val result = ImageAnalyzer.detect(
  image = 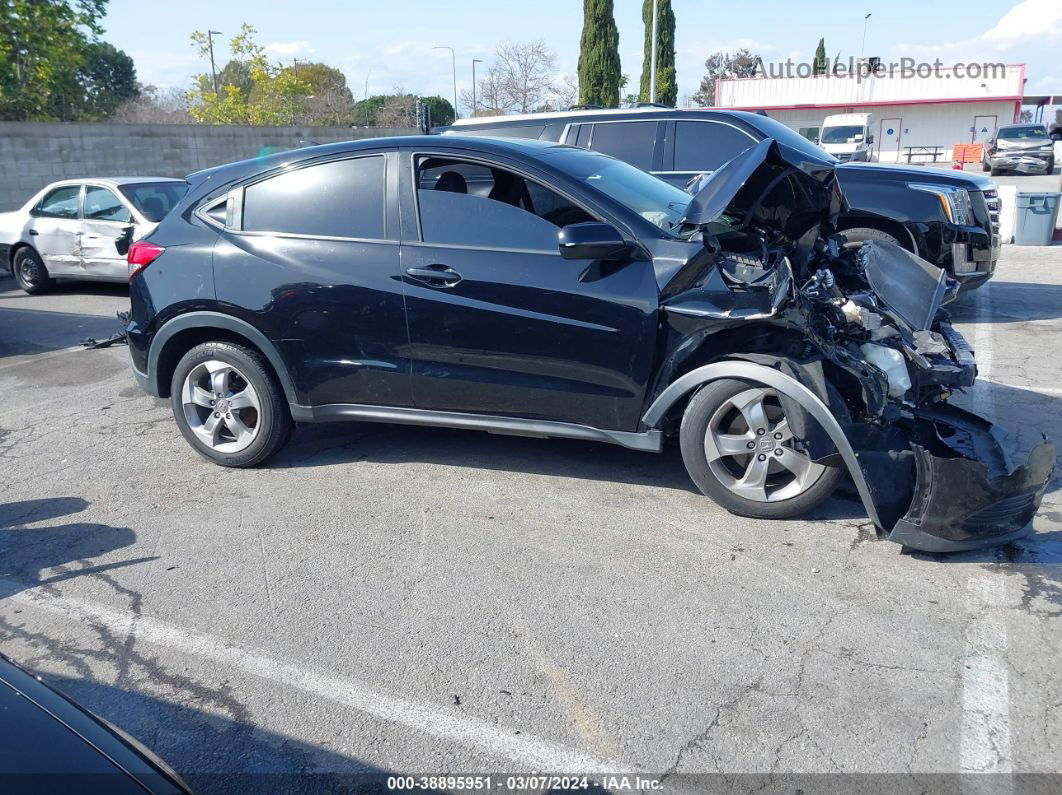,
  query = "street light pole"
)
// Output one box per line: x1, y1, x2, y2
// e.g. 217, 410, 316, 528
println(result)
860, 13, 872, 61
649, 0, 659, 104
207, 30, 222, 96
433, 46, 458, 120
472, 58, 483, 117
